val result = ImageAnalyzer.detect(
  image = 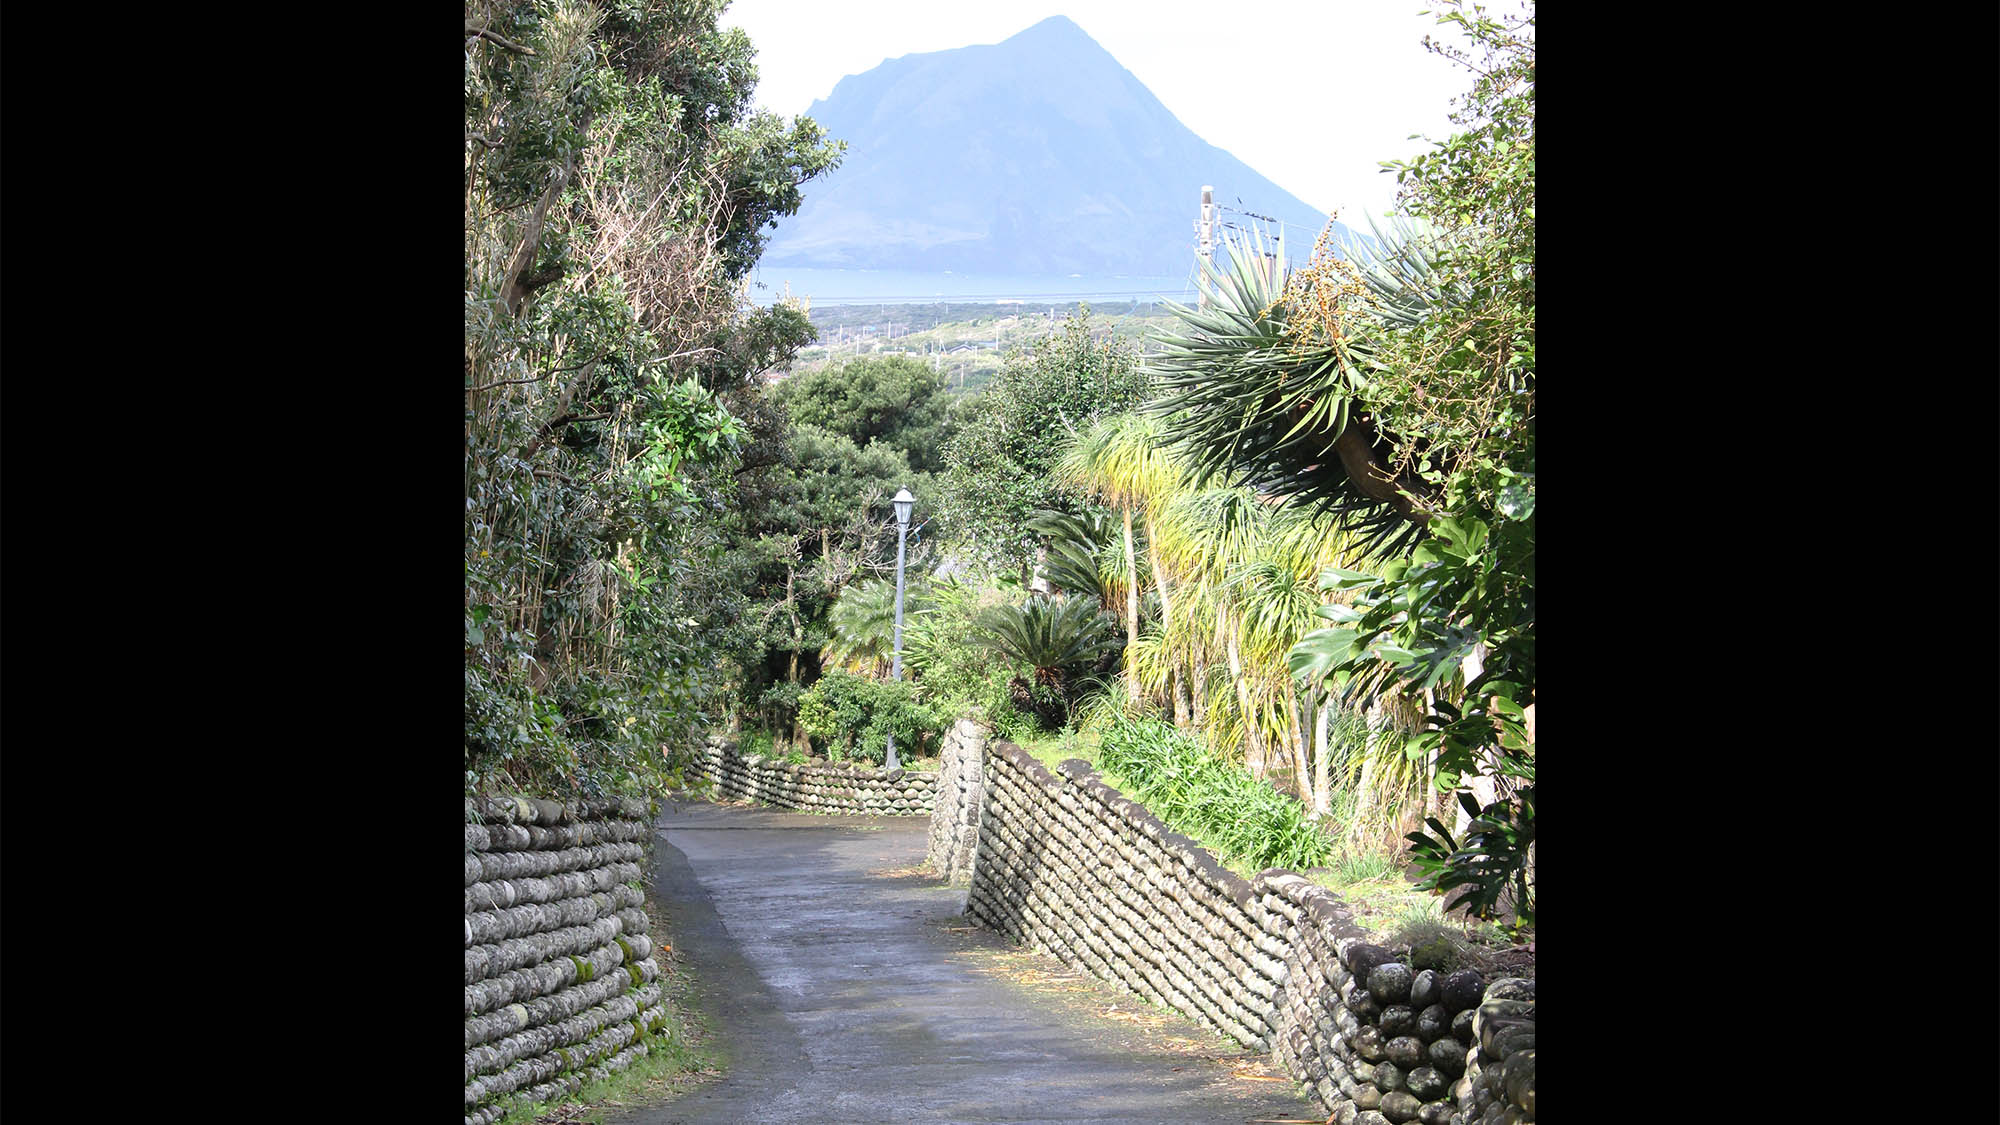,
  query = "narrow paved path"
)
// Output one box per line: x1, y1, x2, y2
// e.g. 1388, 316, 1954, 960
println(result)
610, 799, 1320, 1125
